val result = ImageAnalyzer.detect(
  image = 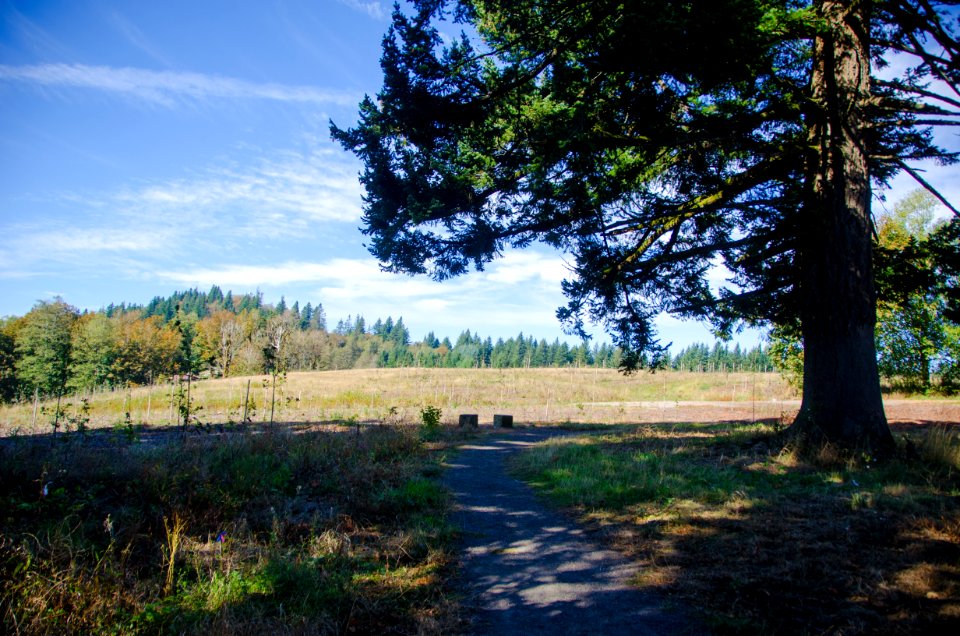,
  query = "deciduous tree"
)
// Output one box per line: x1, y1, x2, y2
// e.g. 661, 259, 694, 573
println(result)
0, 319, 18, 402
875, 190, 960, 391
14, 299, 78, 398
196, 309, 252, 377
112, 312, 181, 386
68, 312, 116, 391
